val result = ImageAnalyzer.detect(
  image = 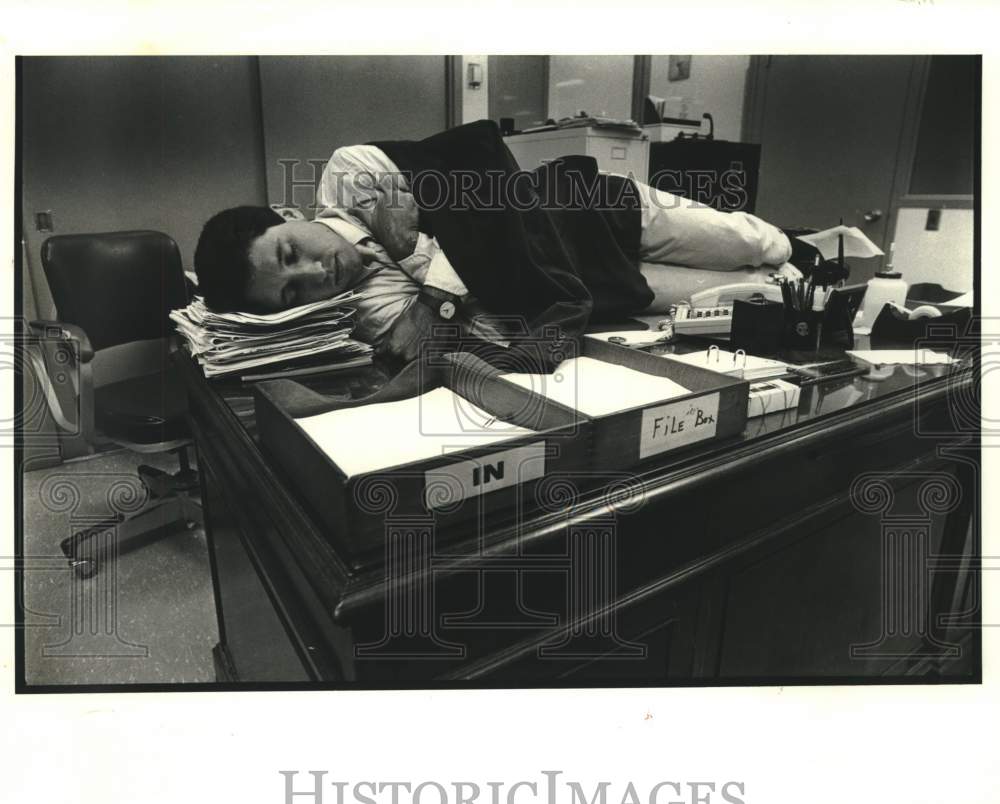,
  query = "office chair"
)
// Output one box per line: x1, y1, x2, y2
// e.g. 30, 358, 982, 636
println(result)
28, 230, 202, 578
